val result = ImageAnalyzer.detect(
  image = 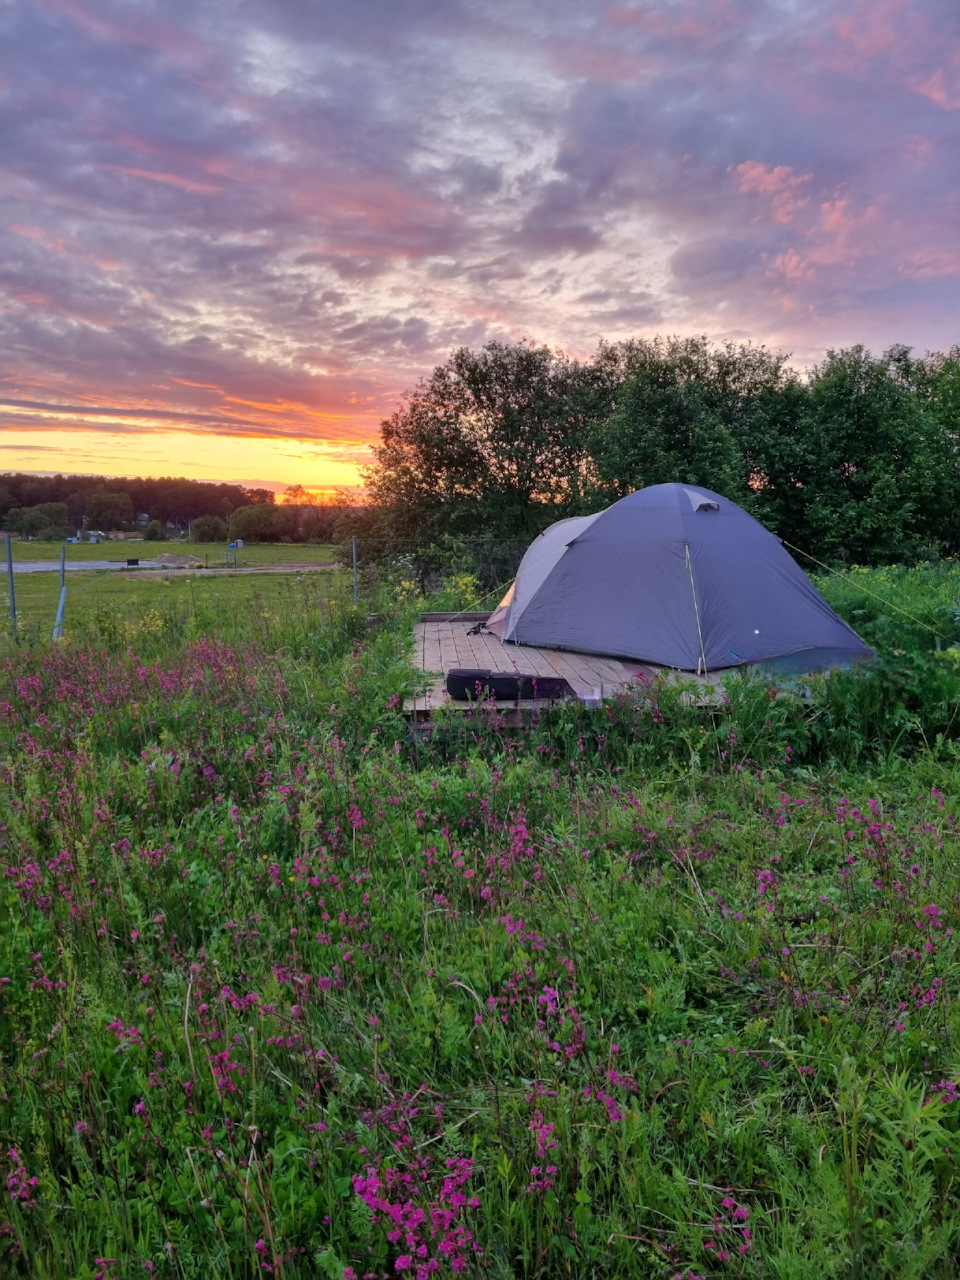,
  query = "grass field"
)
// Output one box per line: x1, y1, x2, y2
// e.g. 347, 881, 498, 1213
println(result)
0, 543, 345, 655
6, 539, 337, 566
3, 562, 960, 1279
1, 567, 352, 656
